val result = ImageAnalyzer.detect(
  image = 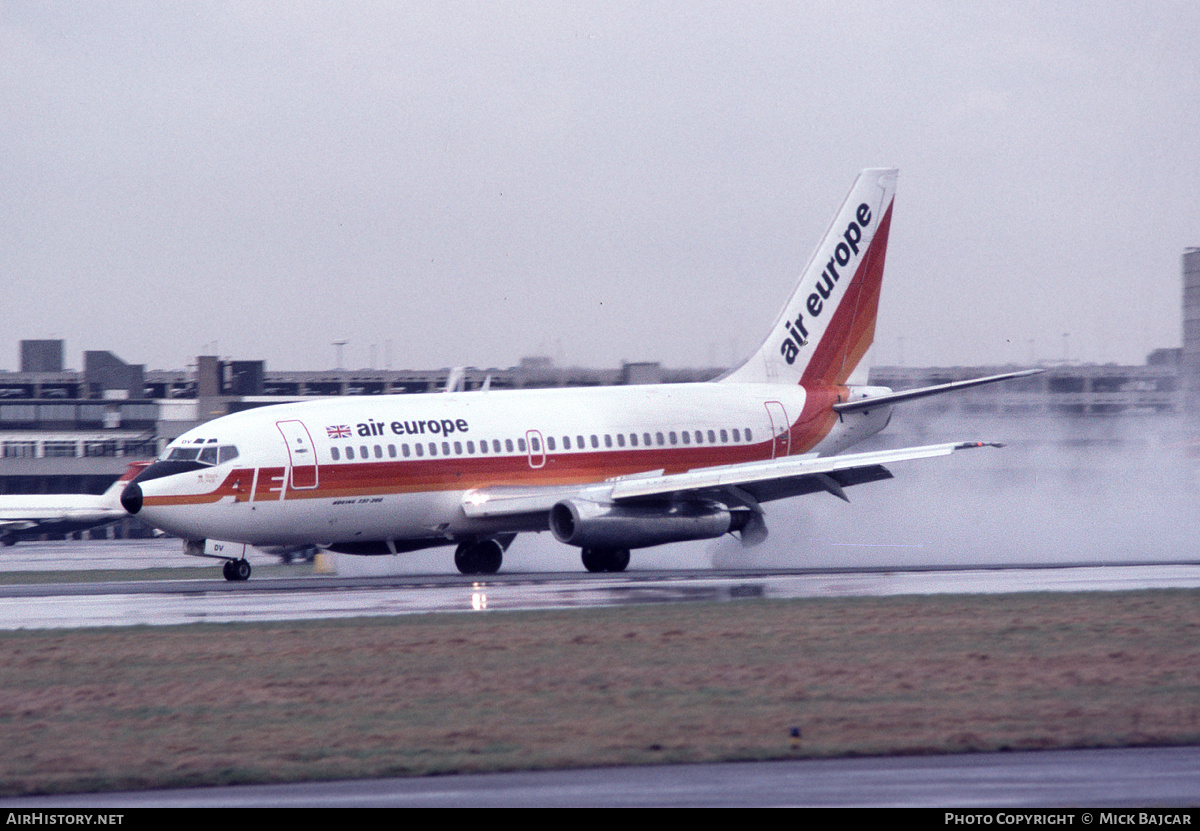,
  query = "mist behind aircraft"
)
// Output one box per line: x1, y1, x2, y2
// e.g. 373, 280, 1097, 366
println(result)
465, 412, 1196, 572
